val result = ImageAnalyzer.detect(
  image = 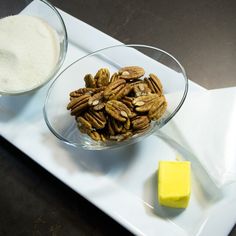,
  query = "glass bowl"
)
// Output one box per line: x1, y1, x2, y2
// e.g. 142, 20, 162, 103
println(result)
0, 0, 68, 95
44, 44, 188, 150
